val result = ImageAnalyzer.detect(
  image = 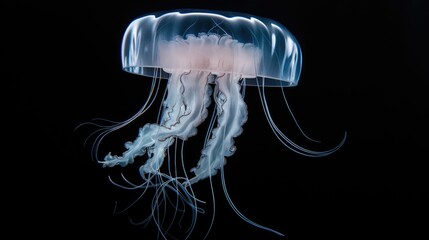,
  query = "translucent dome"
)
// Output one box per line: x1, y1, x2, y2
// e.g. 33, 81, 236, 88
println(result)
121, 10, 302, 87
